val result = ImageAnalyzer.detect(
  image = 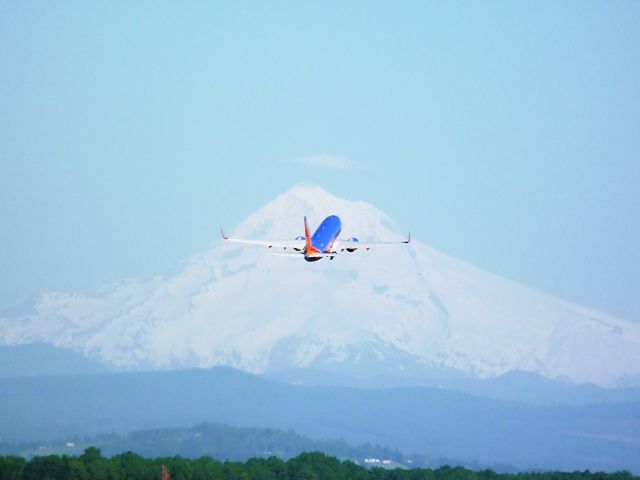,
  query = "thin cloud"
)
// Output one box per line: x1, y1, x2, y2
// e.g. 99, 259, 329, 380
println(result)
294, 154, 363, 170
